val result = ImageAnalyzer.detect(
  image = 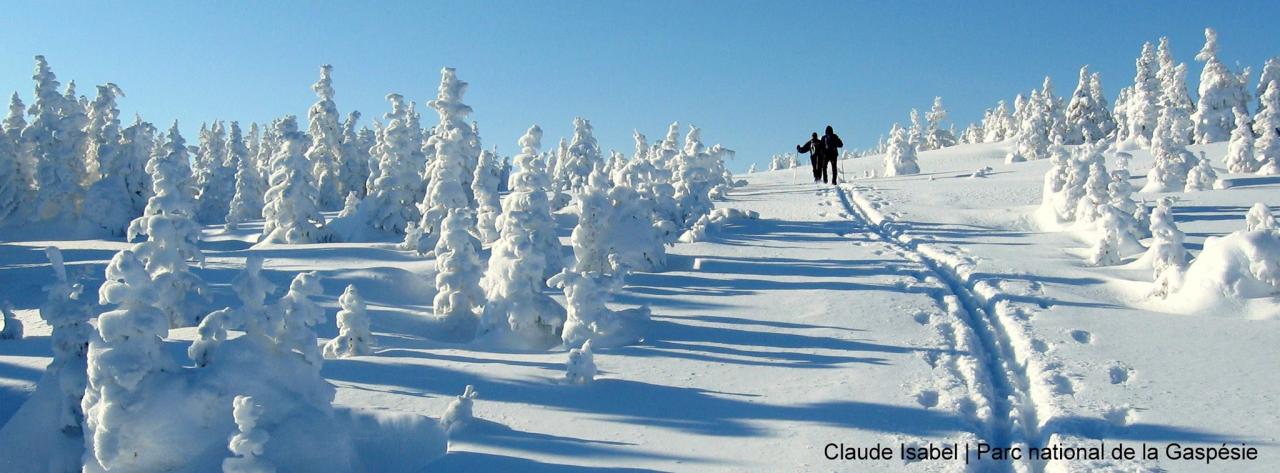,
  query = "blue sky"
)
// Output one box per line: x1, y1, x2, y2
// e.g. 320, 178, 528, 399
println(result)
1, 1, 1278, 171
